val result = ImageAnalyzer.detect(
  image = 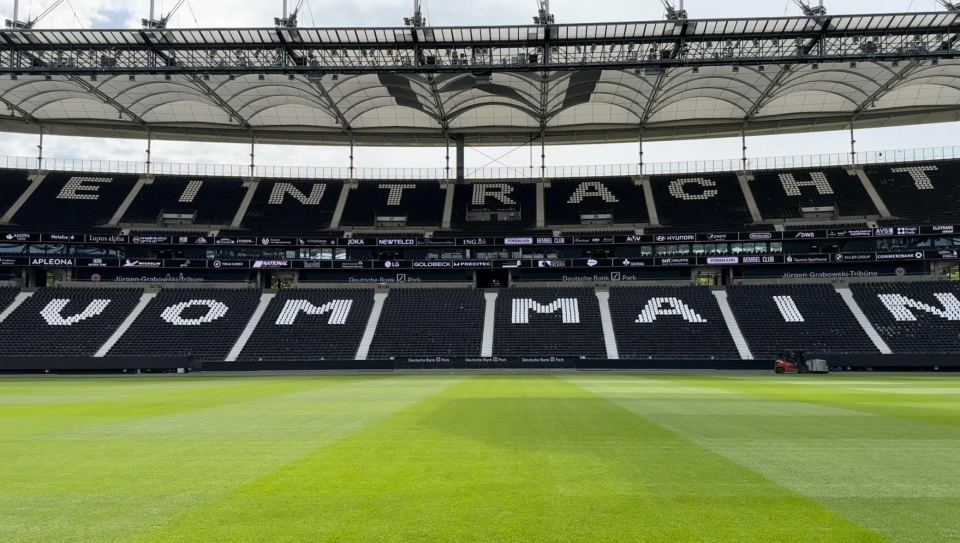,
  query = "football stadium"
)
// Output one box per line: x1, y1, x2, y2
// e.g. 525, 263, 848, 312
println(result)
1, 0, 960, 540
